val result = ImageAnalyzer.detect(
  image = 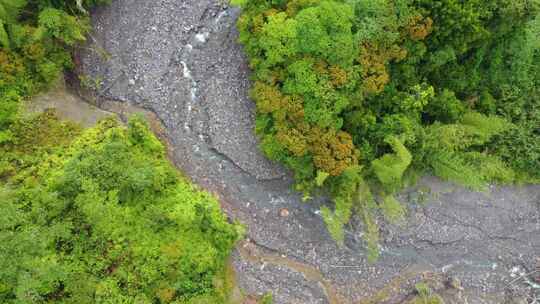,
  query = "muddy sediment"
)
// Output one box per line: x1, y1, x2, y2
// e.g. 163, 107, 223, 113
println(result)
75, 1, 540, 303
